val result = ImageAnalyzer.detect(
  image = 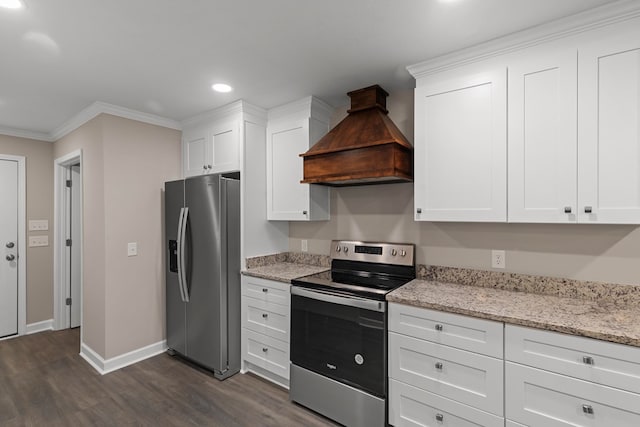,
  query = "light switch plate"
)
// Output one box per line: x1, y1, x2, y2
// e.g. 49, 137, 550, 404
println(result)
29, 235, 49, 247
127, 242, 137, 257
29, 219, 49, 231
